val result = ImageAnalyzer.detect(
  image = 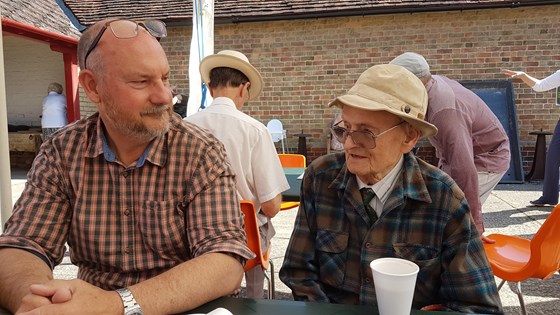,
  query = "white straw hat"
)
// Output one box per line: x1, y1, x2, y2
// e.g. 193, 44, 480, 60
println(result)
199, 50, 264, 100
